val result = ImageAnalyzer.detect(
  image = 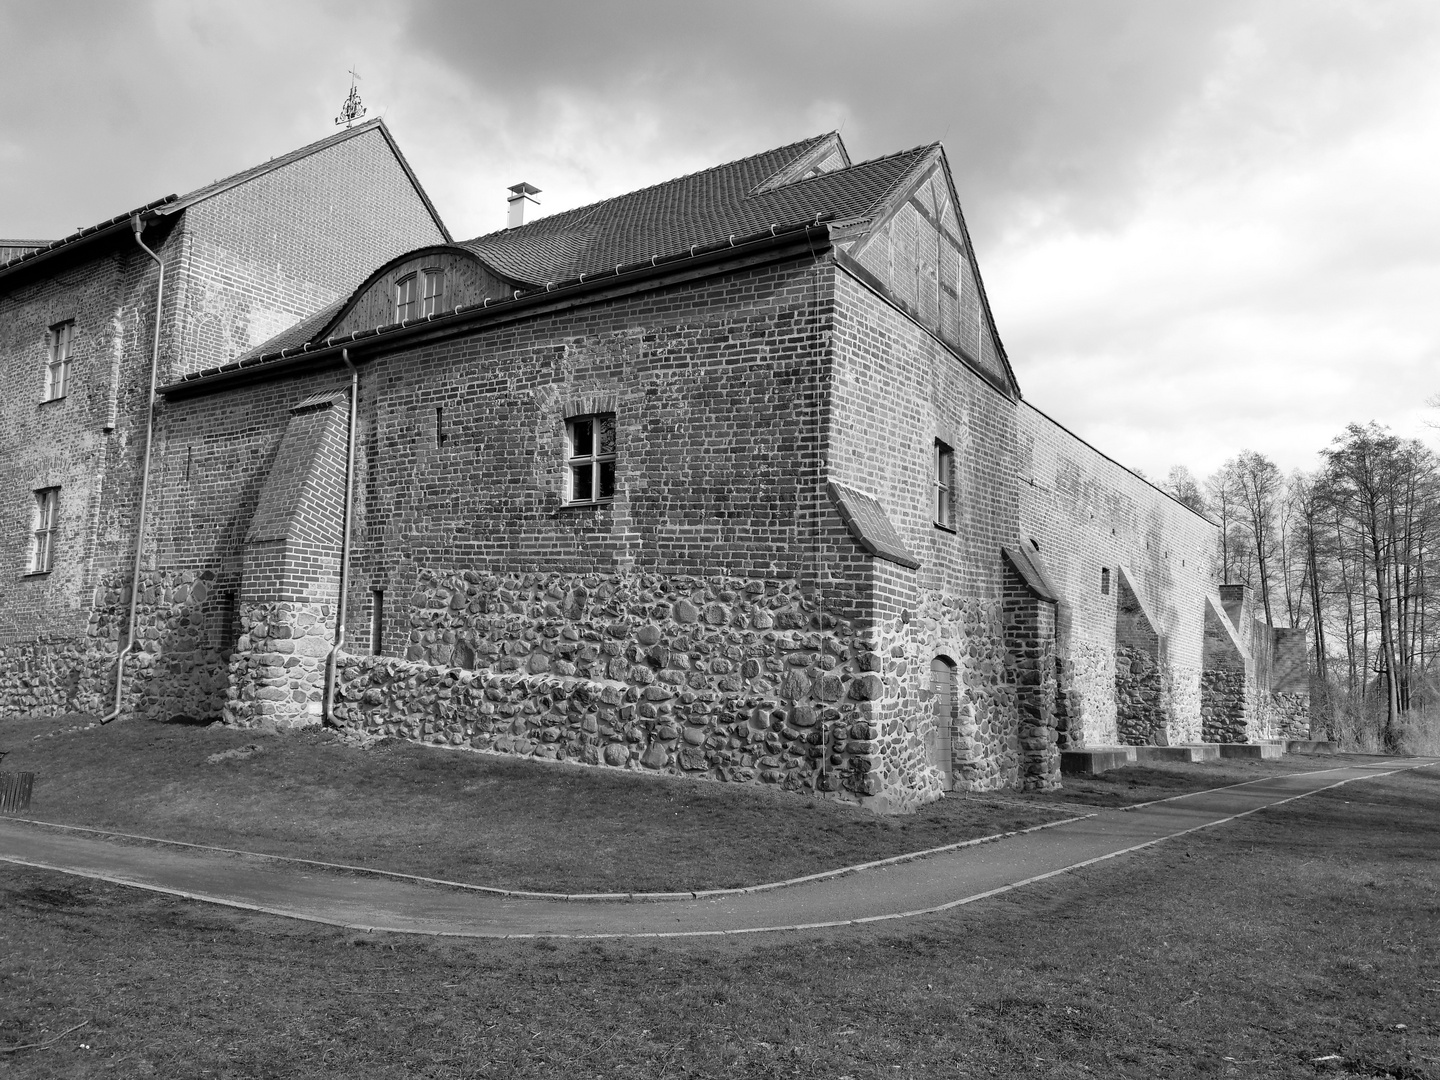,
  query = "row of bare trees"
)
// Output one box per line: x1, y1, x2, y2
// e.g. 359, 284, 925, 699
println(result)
1164, 424, 1440, 750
